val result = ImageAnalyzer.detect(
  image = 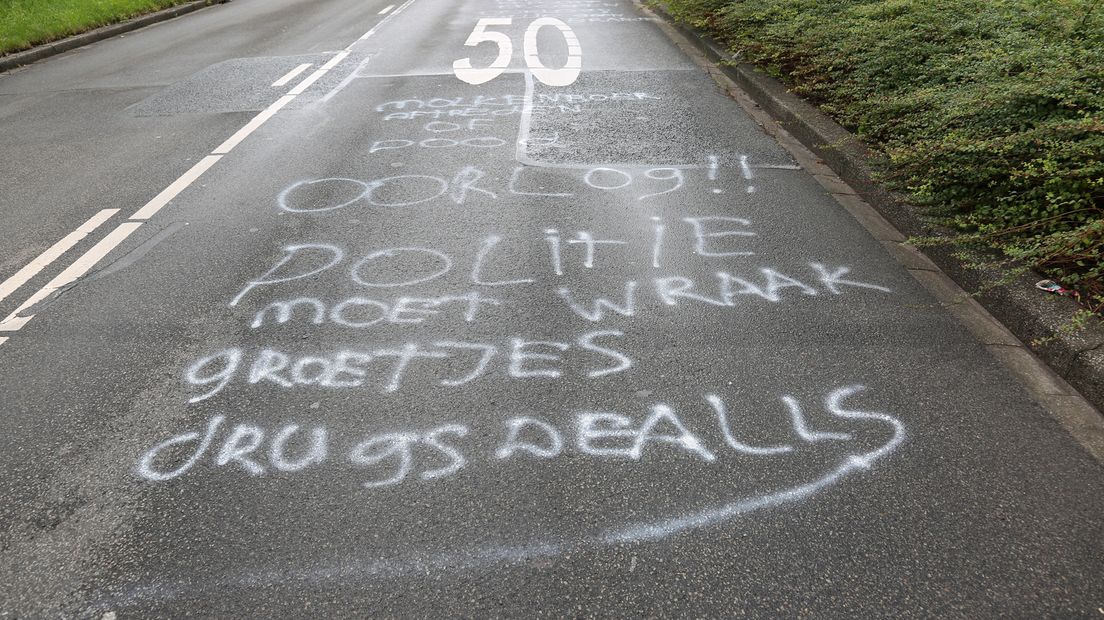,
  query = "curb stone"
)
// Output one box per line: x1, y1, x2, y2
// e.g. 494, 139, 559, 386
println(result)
0, 0, 231, 73
640, 1, 1104, 453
